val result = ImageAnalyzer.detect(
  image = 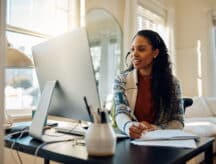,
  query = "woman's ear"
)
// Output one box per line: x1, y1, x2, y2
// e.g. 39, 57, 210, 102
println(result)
153, 49, 159, 58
